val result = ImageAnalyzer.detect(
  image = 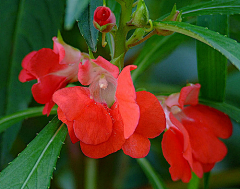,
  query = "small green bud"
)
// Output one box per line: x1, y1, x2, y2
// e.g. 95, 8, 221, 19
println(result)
129, 0, 149, 27
155, 4, 182, 36
126, 28, 145, 47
